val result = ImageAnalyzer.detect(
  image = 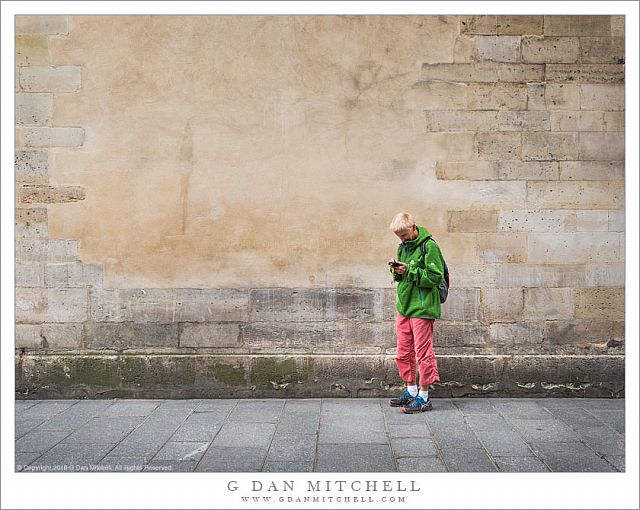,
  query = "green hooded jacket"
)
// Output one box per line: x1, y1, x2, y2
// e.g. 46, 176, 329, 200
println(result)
391, 225, 445, 319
